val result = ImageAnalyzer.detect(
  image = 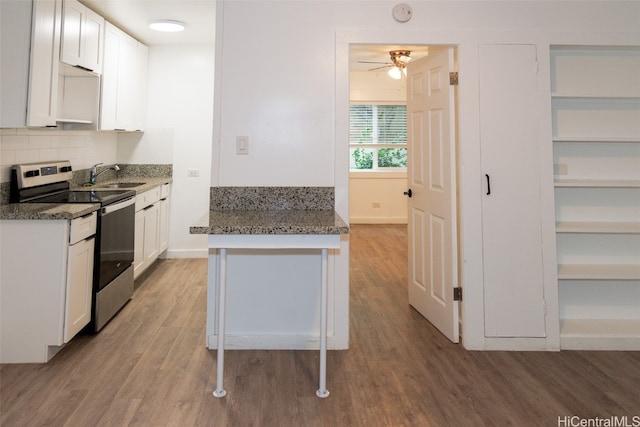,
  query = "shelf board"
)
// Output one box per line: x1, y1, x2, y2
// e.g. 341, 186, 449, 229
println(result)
560, 319, 640, 350
558, 264, 640, 280
56, 118, 93, 124
554, 178, 640, 188
556, 221, 640, 234
551, 93, 640, 100
552, 136, 640, 143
